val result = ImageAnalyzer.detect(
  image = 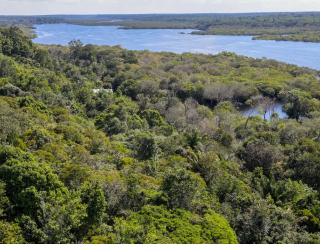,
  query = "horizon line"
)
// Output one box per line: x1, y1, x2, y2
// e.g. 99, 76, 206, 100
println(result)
1, 11, 320, 17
